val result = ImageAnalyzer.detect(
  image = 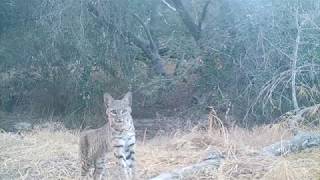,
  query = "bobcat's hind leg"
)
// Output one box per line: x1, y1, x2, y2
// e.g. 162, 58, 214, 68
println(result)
80, 156, 90, 179
93, 154, 108, 180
